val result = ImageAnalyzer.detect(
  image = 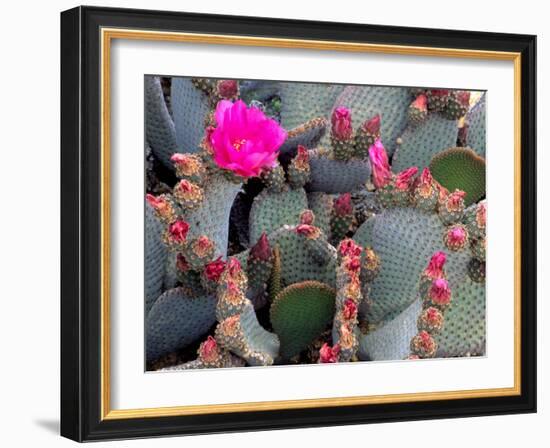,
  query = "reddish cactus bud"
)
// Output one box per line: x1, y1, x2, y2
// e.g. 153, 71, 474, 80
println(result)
216, 79, 239, 99
146, 194, 175, 222
444, 224, 469, 251
477, 202, 487, 228
456, 90, 471, 107
198, 336, 219, 363
339, 323, 355, 350
412, 94, 428, 111
202, 126, 216, 153
170, 153, 205, 178
411, 330, 437, 357
429, 89, 449, 97
334, 193, 353, 216
299, 209, 315, 225
395, 166, 419, 190
368, 139, 392, 188
296, 224, 321, 239
429, 278, 452, 306
293, 145, 310, 170
250, 232, 272, 261
362, 114, 381, 135
424, 251, 447, 279
446, 190, 467, 212
168, 220, 190, 243
331, 107, 353, 140
342, 298, 358, 320
192, 235, 215, 257
338, 239, 362, 258
174, 179, 204, 207
204, 256, 226, 282
319, 343, 340, 363
226, 257, 242, 277
176, 253, 190, 272
345, 257, 361, 274
418, 307, 444, 333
